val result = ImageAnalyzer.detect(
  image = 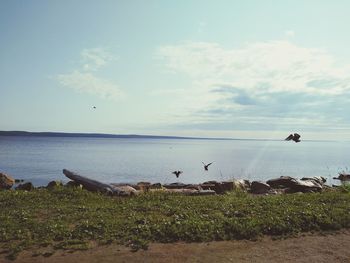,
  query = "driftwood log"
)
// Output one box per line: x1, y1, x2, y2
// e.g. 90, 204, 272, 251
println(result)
63, 169, 125, 195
